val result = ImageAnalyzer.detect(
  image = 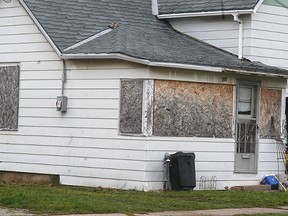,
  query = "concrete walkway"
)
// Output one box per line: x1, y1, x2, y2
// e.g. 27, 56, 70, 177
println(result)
2, 207, 288, 216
